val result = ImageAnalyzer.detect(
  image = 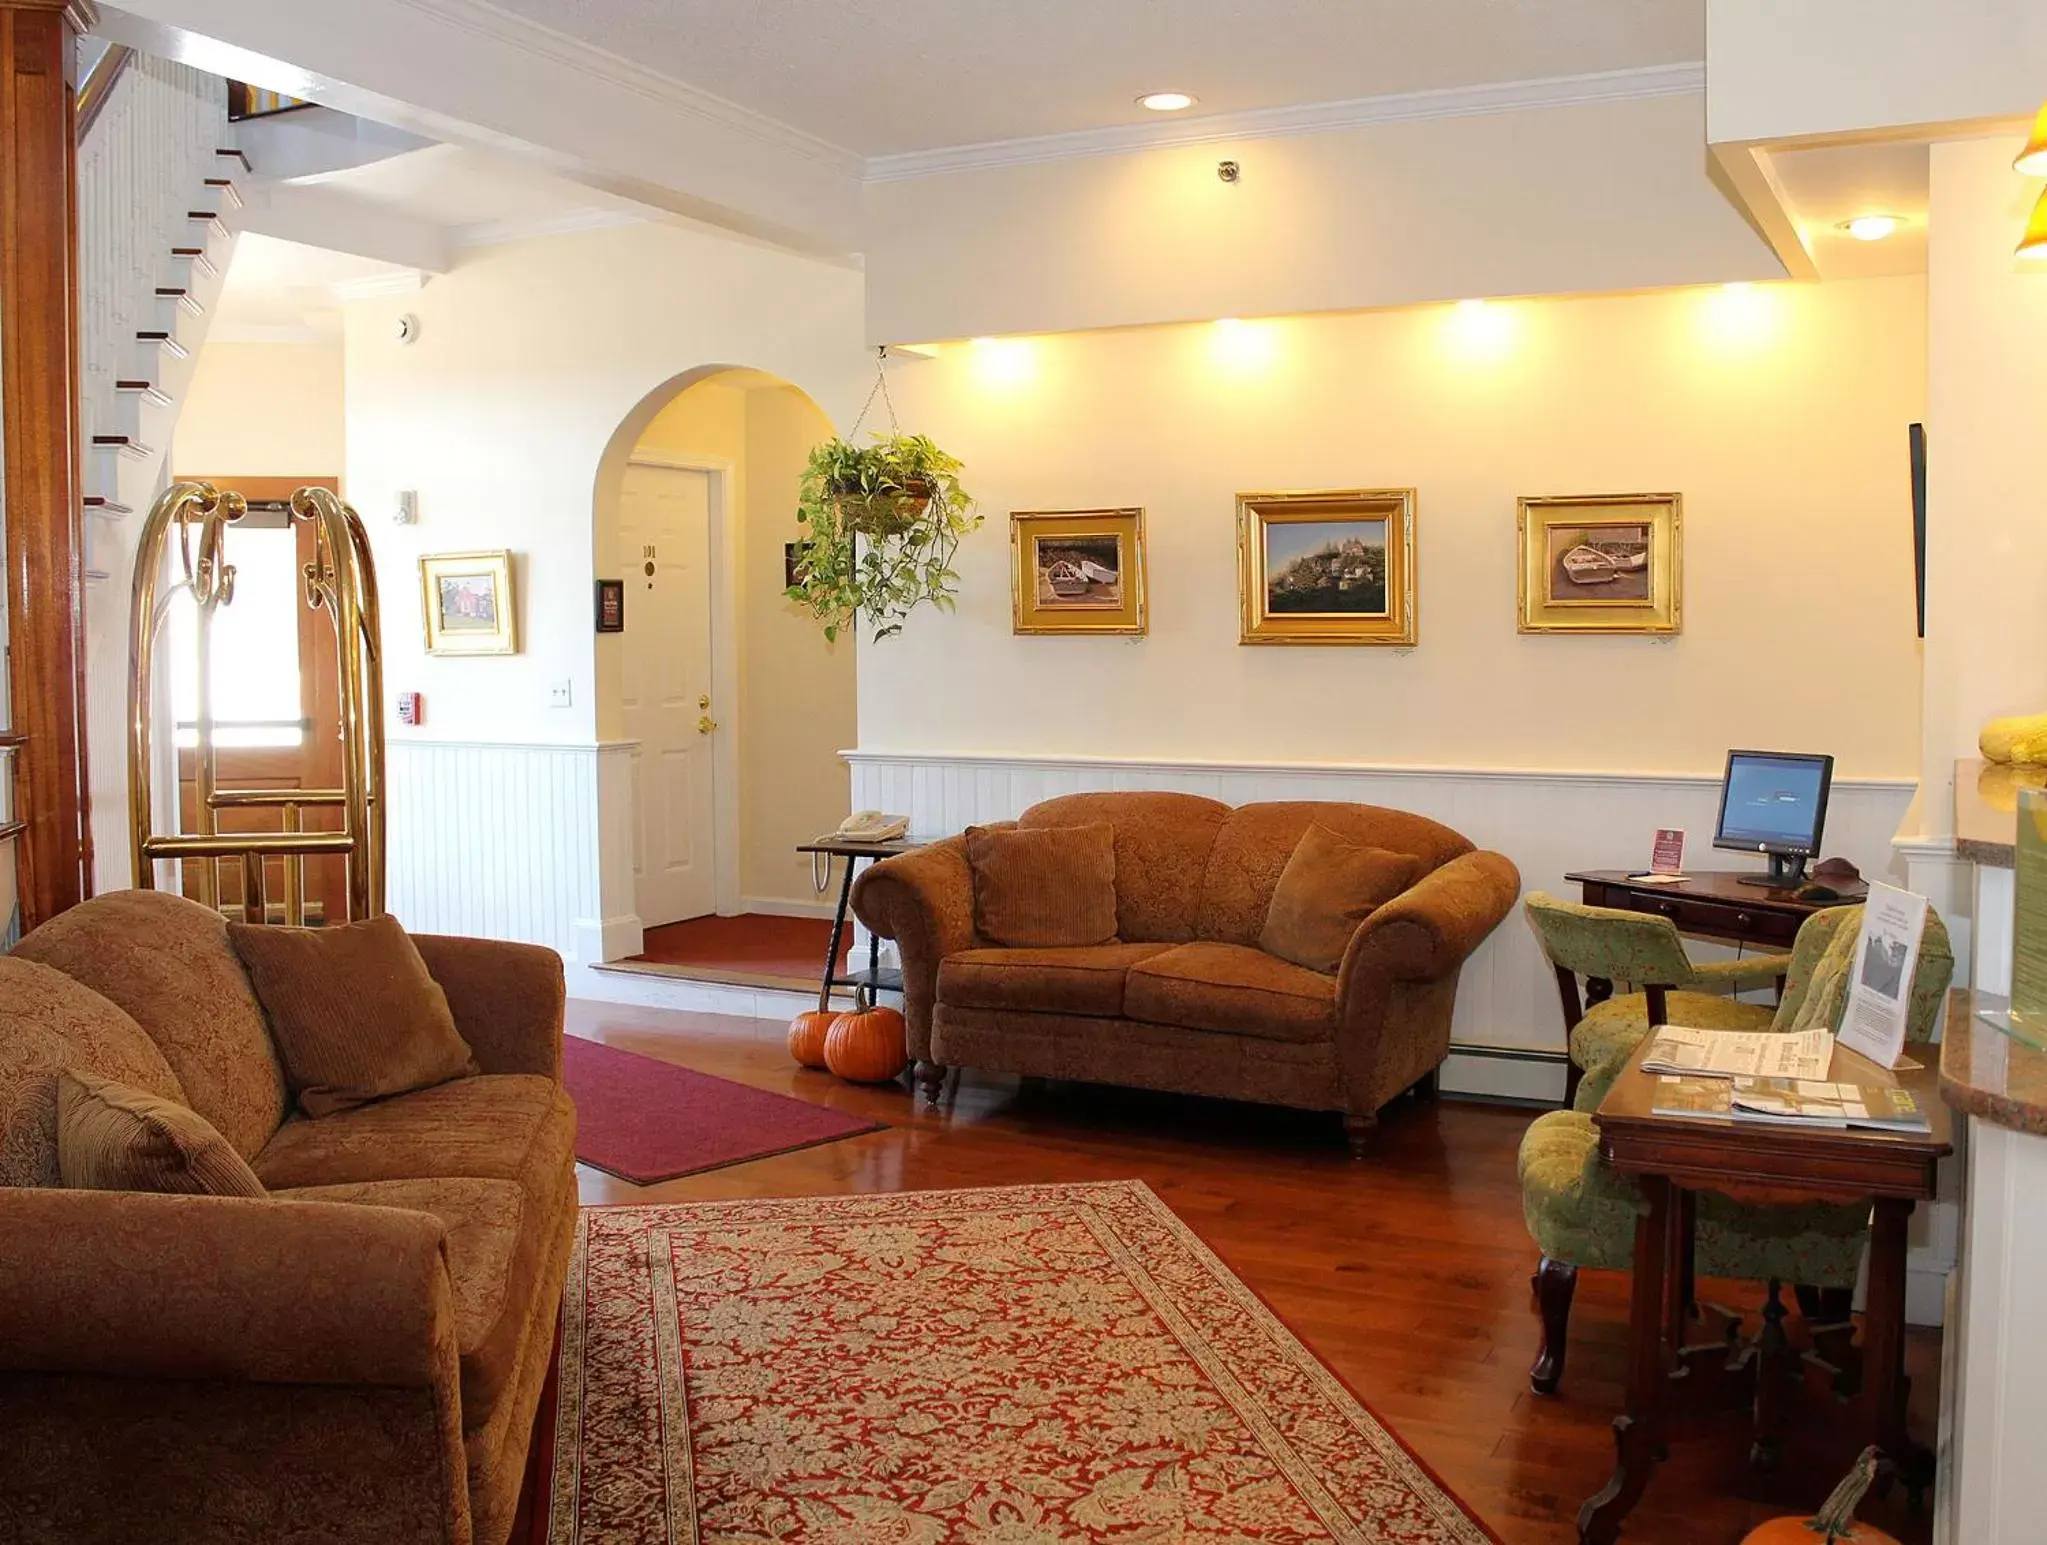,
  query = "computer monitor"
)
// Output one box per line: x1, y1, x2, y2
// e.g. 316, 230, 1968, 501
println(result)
1712, 749, 1835, 888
